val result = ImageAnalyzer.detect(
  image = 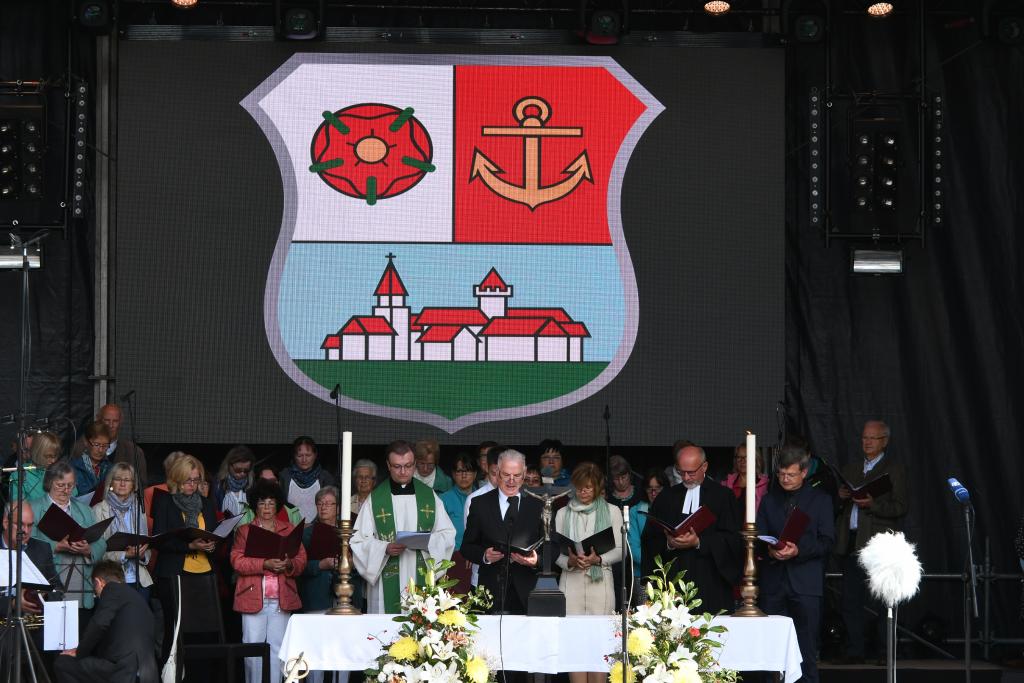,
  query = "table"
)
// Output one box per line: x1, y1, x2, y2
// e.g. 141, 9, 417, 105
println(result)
280, 614, 803, 683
